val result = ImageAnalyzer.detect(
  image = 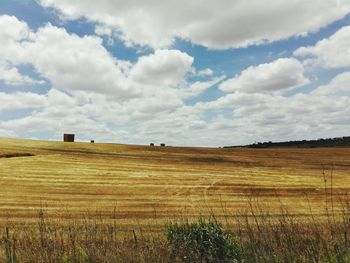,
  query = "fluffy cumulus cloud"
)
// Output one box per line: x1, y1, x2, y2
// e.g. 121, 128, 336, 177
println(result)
0, 15, 200, 99
195, 73, 350, 144
0, 92, 46, 111
130, 50, 193, 87
0, 15, 43, 86
0, 65, 45, 86
1, 3, 350, 146
312, 72, 350, 96
0, 14, 221, 143
294, 26, 350, 68
0, 15, 30, 63
23, 24, 140, 97
38, 0, 350, 49
219, 58, 309, 93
